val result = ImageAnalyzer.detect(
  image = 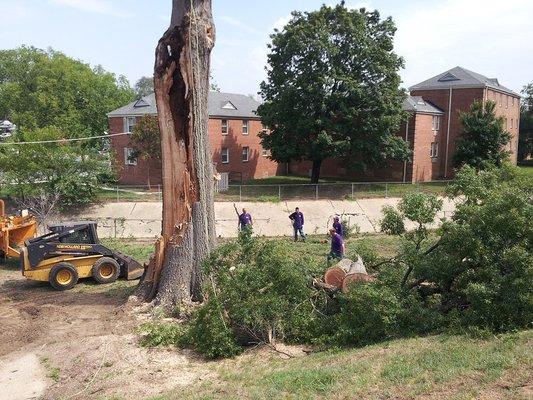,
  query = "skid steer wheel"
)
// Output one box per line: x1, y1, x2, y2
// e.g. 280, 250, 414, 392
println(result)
50, 263, 78, 291
92, 257, 120, 284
